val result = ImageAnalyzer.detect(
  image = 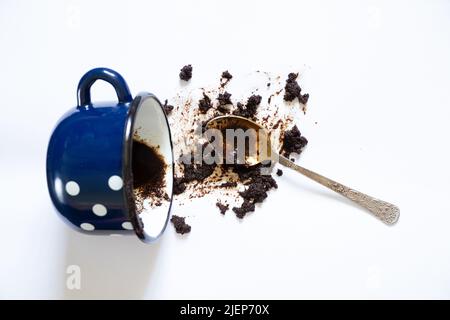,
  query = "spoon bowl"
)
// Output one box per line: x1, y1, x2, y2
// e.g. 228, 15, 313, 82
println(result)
206, 115, 274, 166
